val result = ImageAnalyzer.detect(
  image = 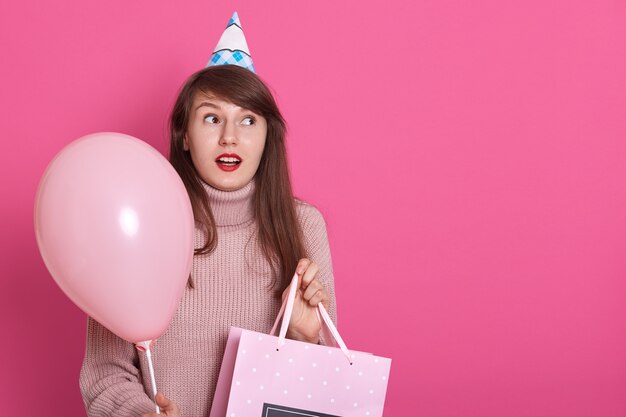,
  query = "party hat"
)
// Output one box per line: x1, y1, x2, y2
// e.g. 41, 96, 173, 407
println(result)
207, 11, 255, 72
